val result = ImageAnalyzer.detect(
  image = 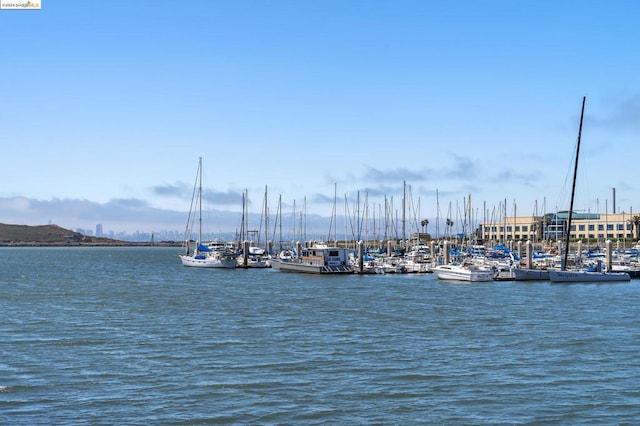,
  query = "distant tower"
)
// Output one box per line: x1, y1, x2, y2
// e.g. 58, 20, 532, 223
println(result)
96, 224, 103, 237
